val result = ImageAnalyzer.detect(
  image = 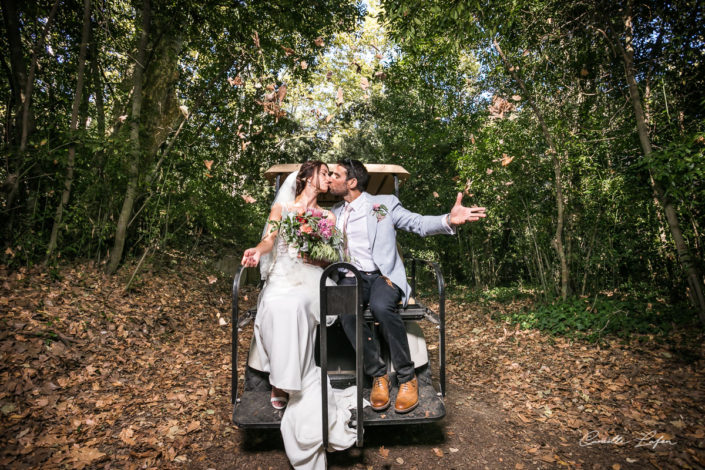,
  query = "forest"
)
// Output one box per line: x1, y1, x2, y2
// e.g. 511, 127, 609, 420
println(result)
1, 0, 704, 468
2, 0, 704, 324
